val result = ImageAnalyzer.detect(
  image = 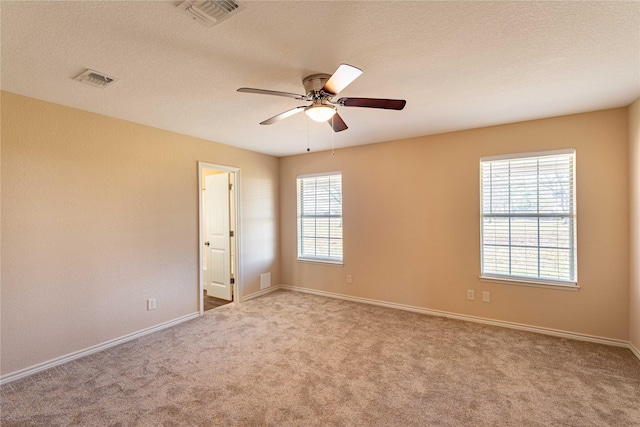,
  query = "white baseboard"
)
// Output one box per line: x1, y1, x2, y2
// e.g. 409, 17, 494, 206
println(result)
630, 342, 640, 361
0, 312, 199, 386
279, 285, 636, 353
4, 285, 637, 386
241, 285, 281, 302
